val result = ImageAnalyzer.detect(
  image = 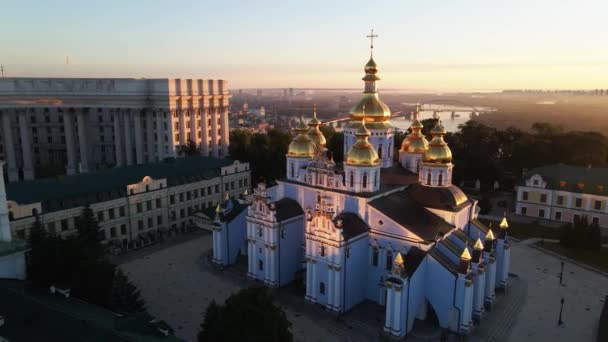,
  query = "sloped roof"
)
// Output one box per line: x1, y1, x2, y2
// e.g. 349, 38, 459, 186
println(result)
428, 246, 459, 275
5, 157, 234, 211
332, 212, 370, 240
219, 199, 249, 223
522, 164, 608, 196
273, 198, 304, 221
369, 190, 454, 242
406, 183, 470, 212
403, 247, 427, 277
